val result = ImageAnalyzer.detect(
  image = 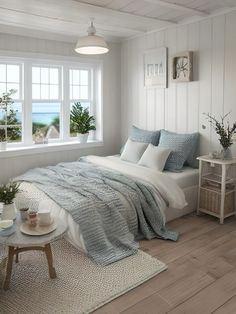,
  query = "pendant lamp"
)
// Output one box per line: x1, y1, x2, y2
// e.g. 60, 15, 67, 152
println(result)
75, 19, 109, 55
